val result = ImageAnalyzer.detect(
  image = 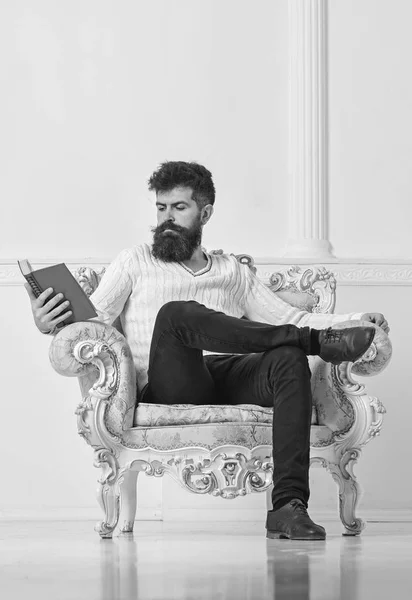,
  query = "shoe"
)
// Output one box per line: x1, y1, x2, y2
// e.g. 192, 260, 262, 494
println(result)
318, 326, 375, 364
266, 499, 326, 541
